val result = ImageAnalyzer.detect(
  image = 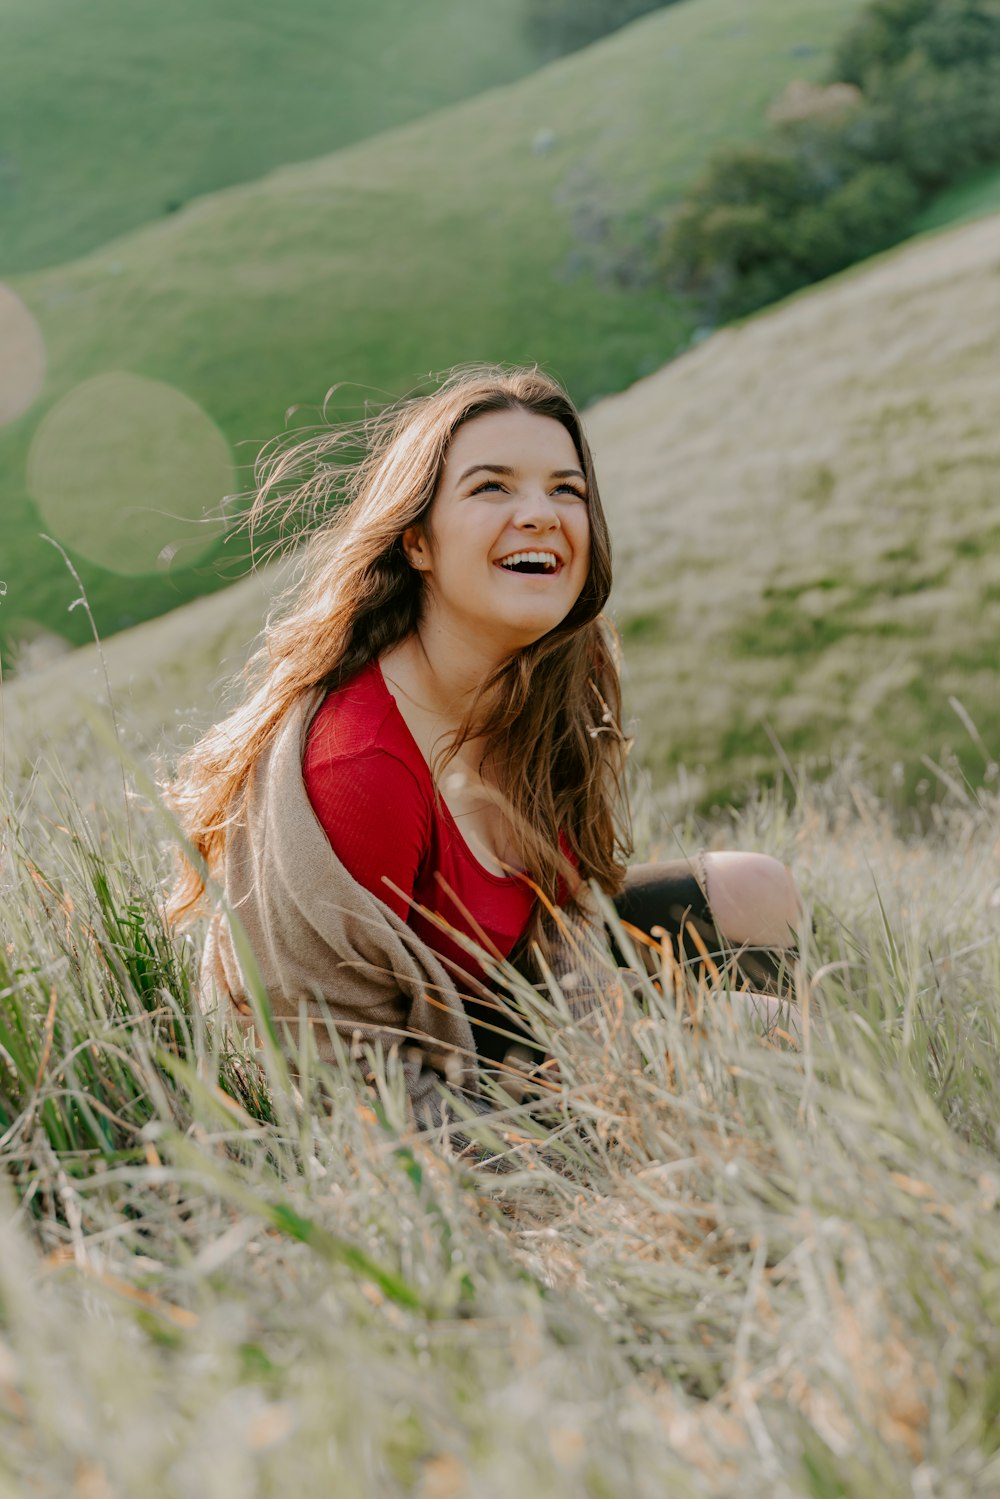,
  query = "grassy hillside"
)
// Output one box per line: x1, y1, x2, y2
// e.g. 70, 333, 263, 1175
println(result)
1, 0, 861, 662
6, 209, 998, 817
0, 0, 538, 274
588, 211, 1000, 807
